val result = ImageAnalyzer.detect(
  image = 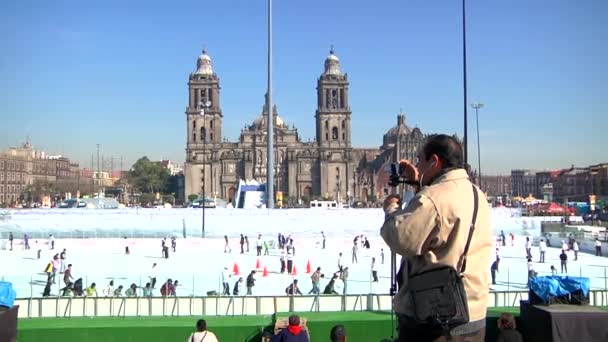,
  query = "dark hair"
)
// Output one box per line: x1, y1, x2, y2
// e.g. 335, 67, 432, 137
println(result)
330, 324, 347, 341
498, 313, 516, 330
422, 134, 463, 169
196, 319, 207, 332
288, 314, 300, 326
68, 264, 72, 267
